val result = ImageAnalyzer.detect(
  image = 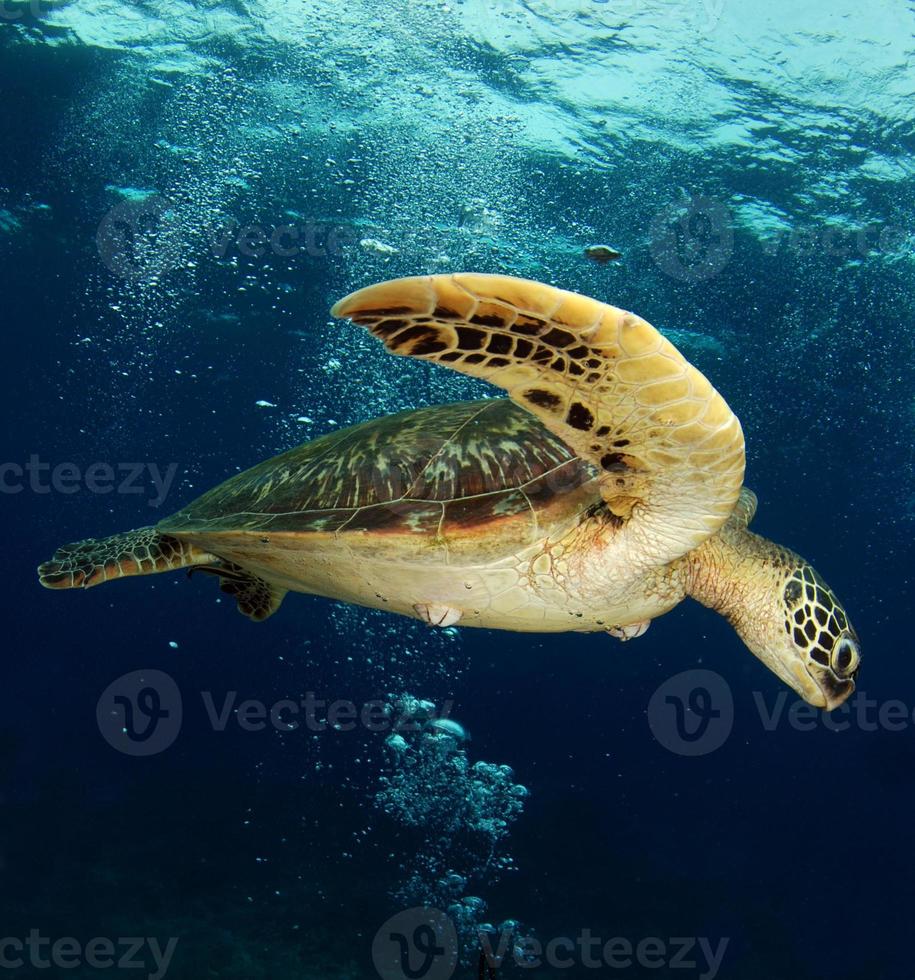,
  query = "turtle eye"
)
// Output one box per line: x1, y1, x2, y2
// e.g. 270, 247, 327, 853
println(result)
832, 635, 860, 677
